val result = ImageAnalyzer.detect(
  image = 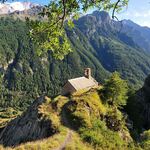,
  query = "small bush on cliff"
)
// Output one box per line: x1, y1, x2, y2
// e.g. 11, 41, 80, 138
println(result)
141, 130, 150, 150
